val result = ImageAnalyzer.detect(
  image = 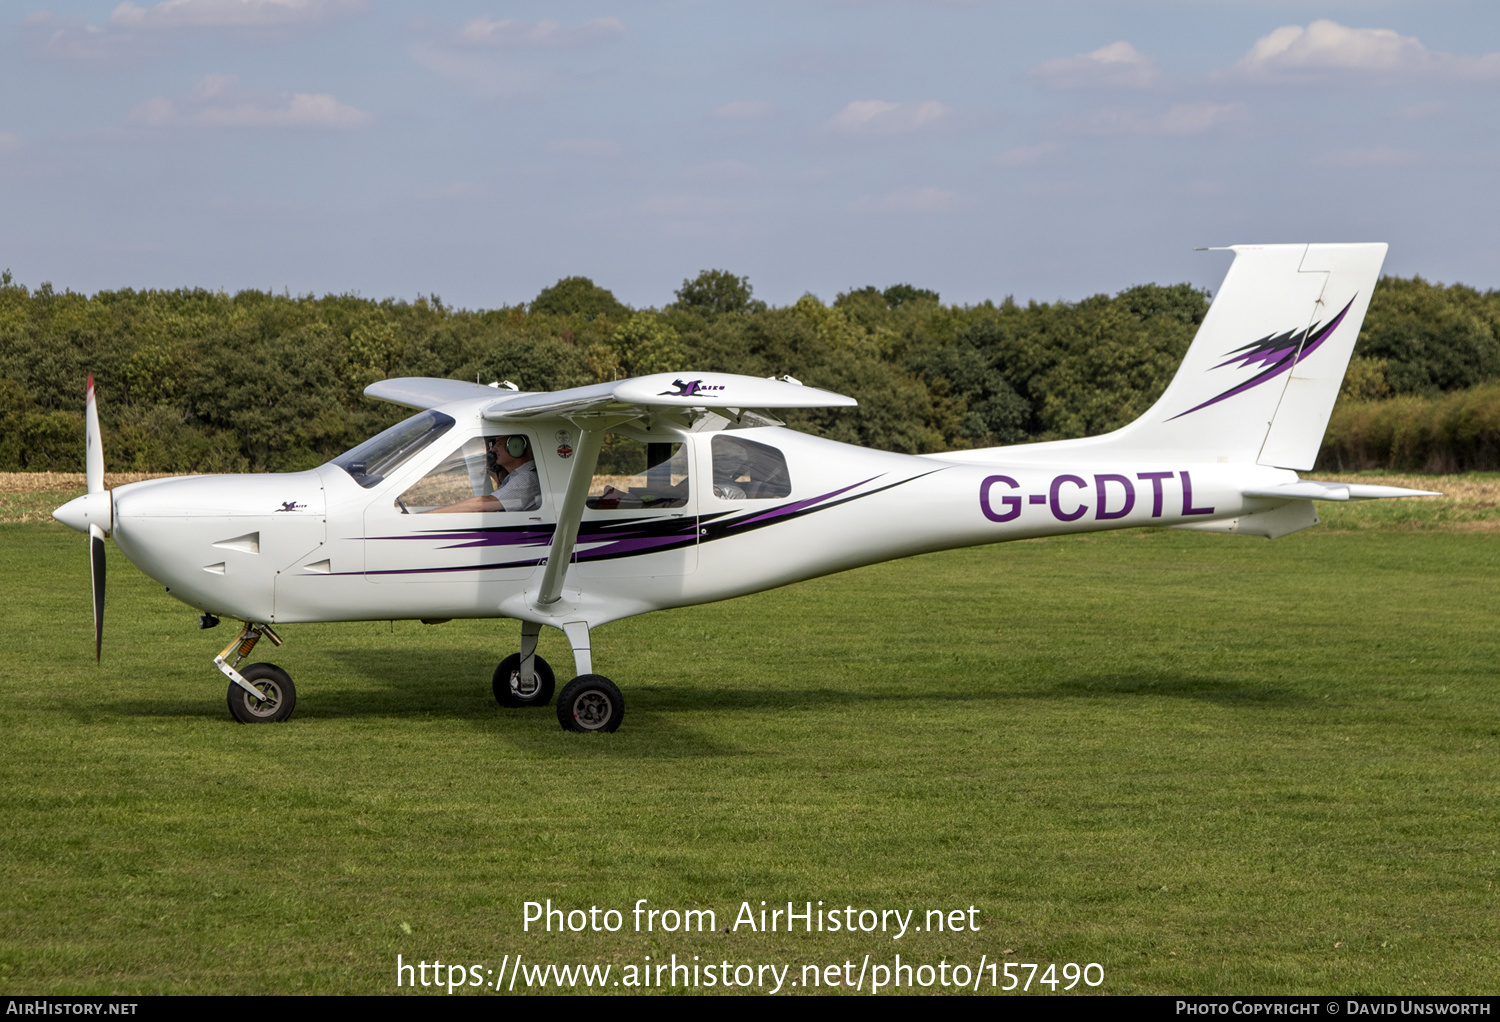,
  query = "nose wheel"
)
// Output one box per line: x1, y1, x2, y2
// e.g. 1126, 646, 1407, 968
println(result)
213, 622, 294, 723
226, 663, 297, 723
